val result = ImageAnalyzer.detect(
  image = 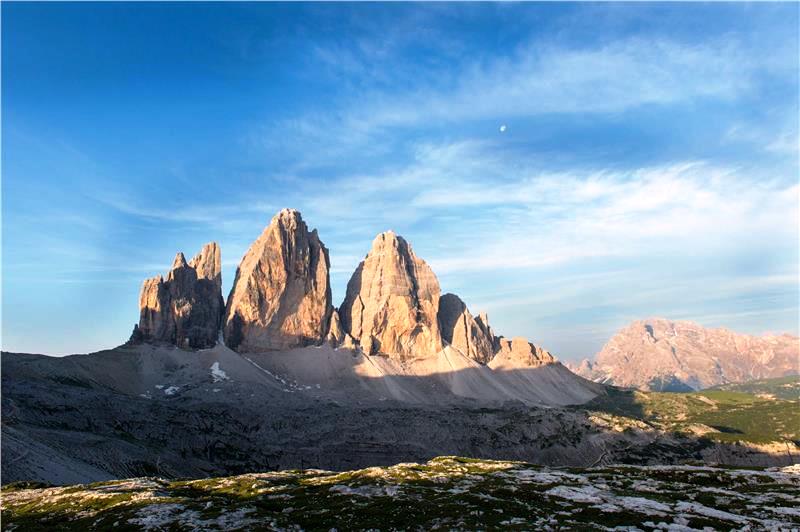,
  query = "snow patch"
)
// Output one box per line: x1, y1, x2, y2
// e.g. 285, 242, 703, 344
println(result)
210, 362, 229, 383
